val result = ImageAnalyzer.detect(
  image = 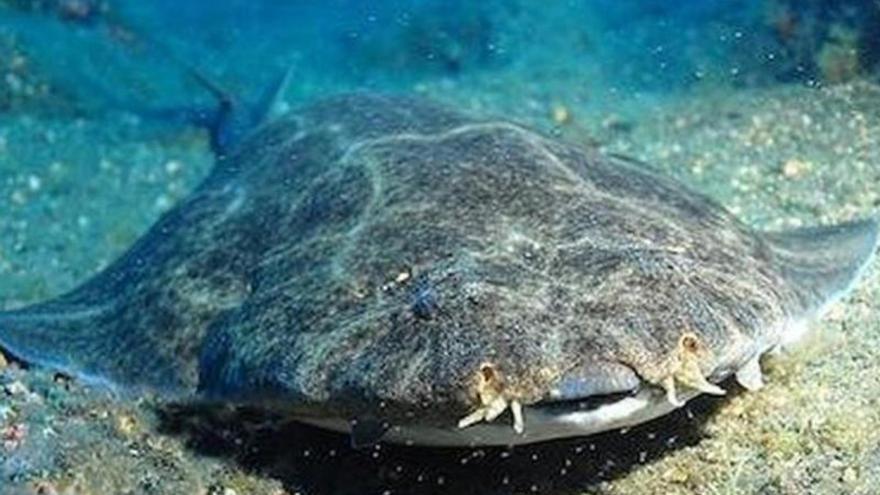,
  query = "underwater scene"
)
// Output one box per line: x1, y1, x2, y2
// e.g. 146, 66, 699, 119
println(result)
1, 1, 880, 494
